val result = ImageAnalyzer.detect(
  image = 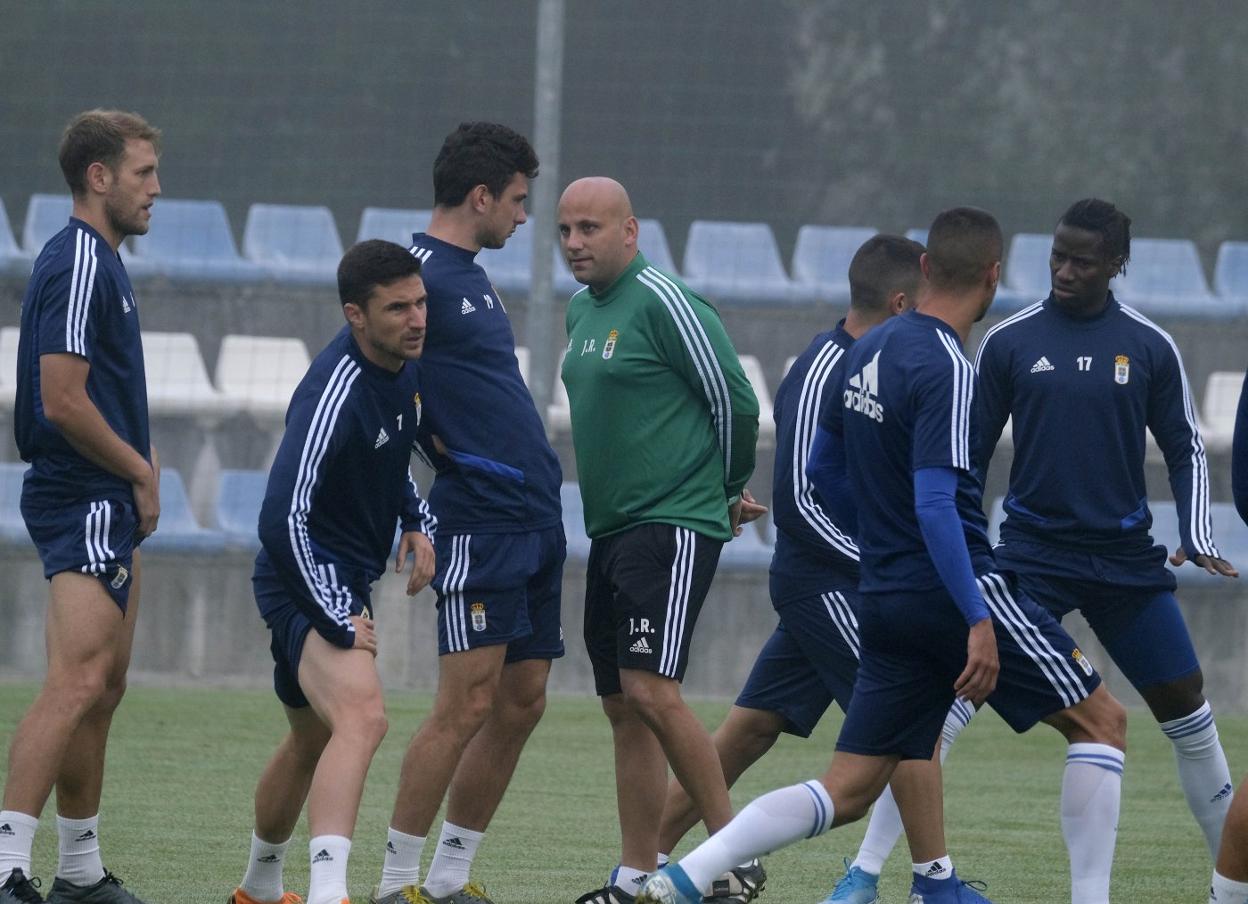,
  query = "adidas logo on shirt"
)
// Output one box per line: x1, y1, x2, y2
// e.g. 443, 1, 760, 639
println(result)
442, 836, 466, 850
1030, 356, 1055, 373
121, 295, 133, 314
312, 849, 333, 863
460, 298, 477, 315
844, 350, 885, 422
375, 427, 390, 449
629, 636, 654, 655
